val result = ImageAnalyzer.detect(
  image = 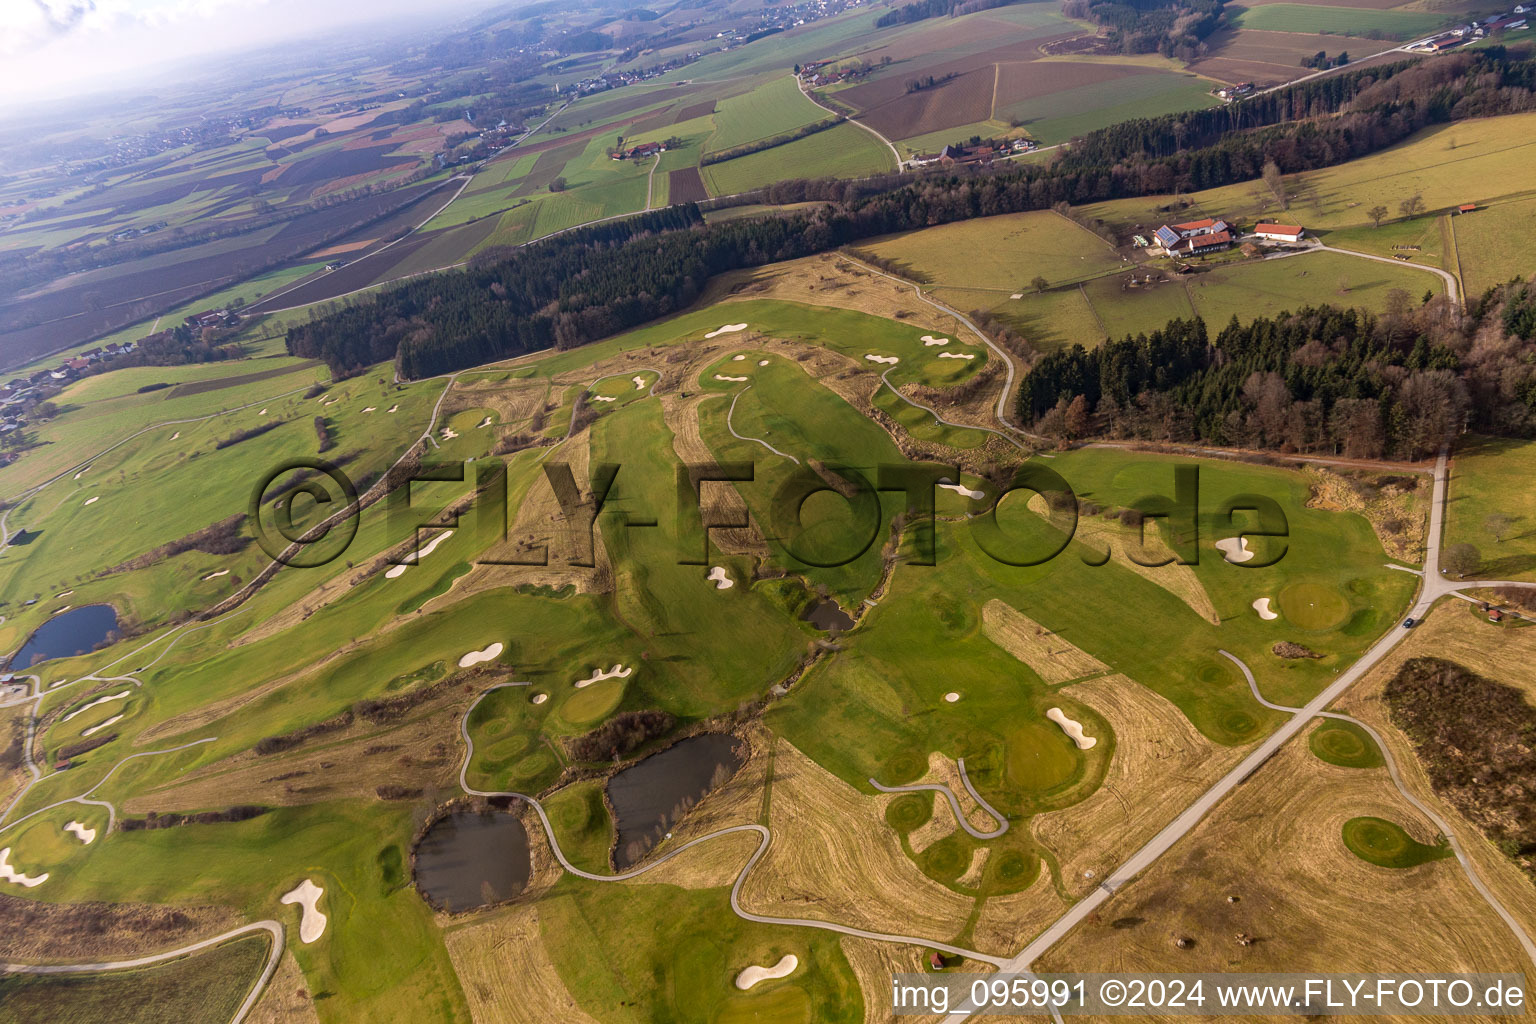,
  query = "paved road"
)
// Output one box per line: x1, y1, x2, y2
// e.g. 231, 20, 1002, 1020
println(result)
941, 450, 1534, 1019
458, 683, 1008, 966
795, 74, 903, 170
1, 920, 285, 1024
869, 758, 1009, 839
